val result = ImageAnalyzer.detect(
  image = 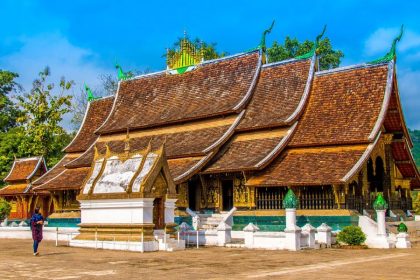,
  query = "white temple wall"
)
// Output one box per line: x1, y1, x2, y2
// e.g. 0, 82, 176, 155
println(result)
80, 198, 154, 224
